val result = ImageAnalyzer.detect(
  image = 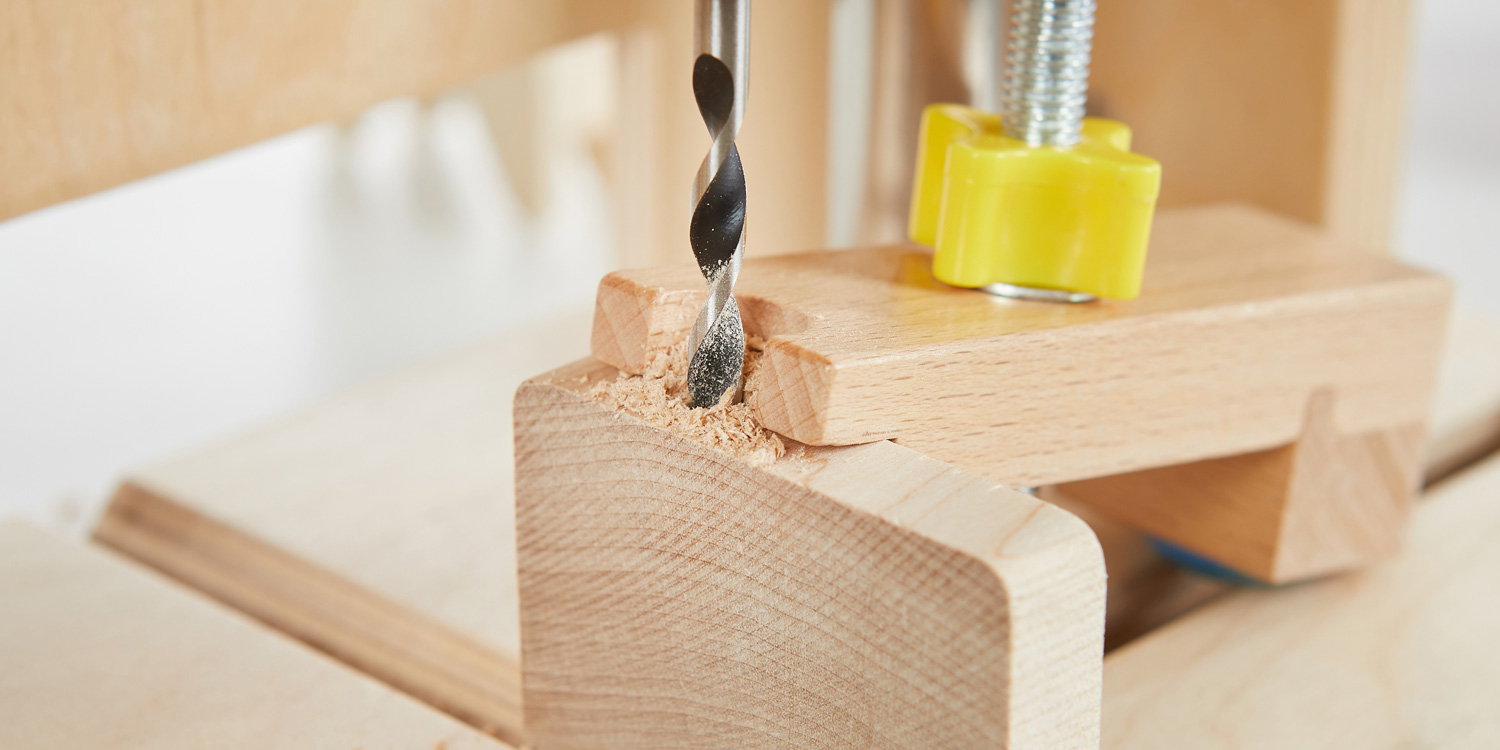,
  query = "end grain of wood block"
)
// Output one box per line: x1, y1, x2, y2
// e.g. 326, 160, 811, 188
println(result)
514, 359, 1106, 750
0, 520, 508, 750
